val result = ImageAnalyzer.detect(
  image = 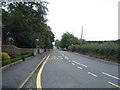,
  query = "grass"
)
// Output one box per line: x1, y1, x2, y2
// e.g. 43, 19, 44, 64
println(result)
2, 53, 33, 66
